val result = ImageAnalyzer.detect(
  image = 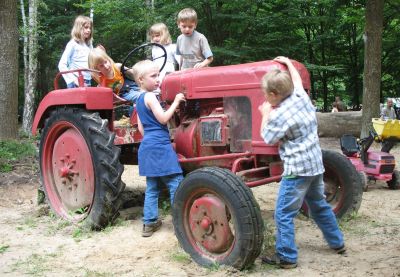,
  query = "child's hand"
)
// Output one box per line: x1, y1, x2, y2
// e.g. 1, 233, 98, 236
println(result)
174, 93, 186, 104
258, 101, 273, 116
274, 56, 290, 65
